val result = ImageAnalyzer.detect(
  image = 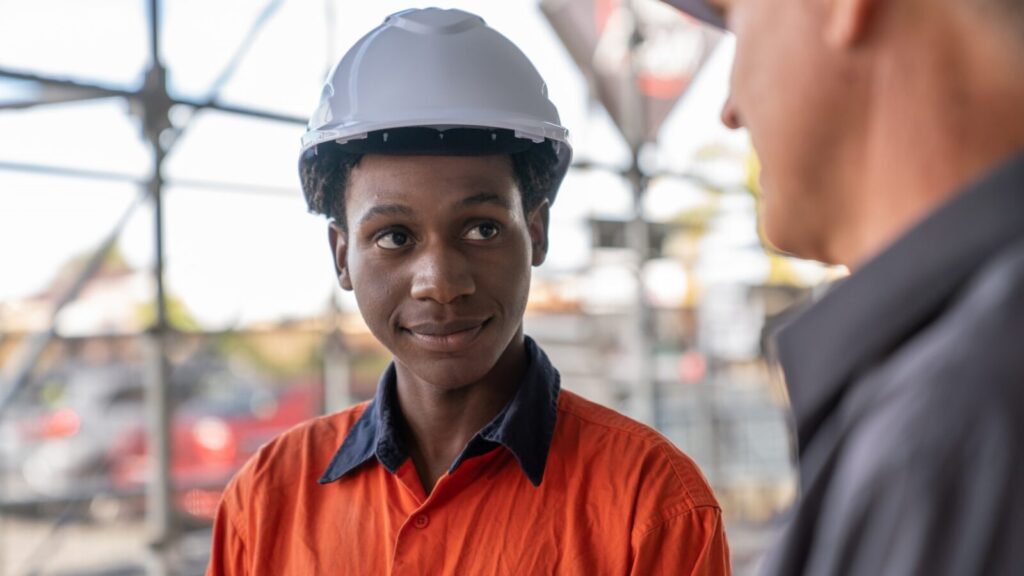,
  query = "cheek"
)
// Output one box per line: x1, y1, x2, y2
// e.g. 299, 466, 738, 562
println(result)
479, 244, 532, 313
735, 22, 836, 193
731, 1, 822, 133
350, 258, 402, 326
